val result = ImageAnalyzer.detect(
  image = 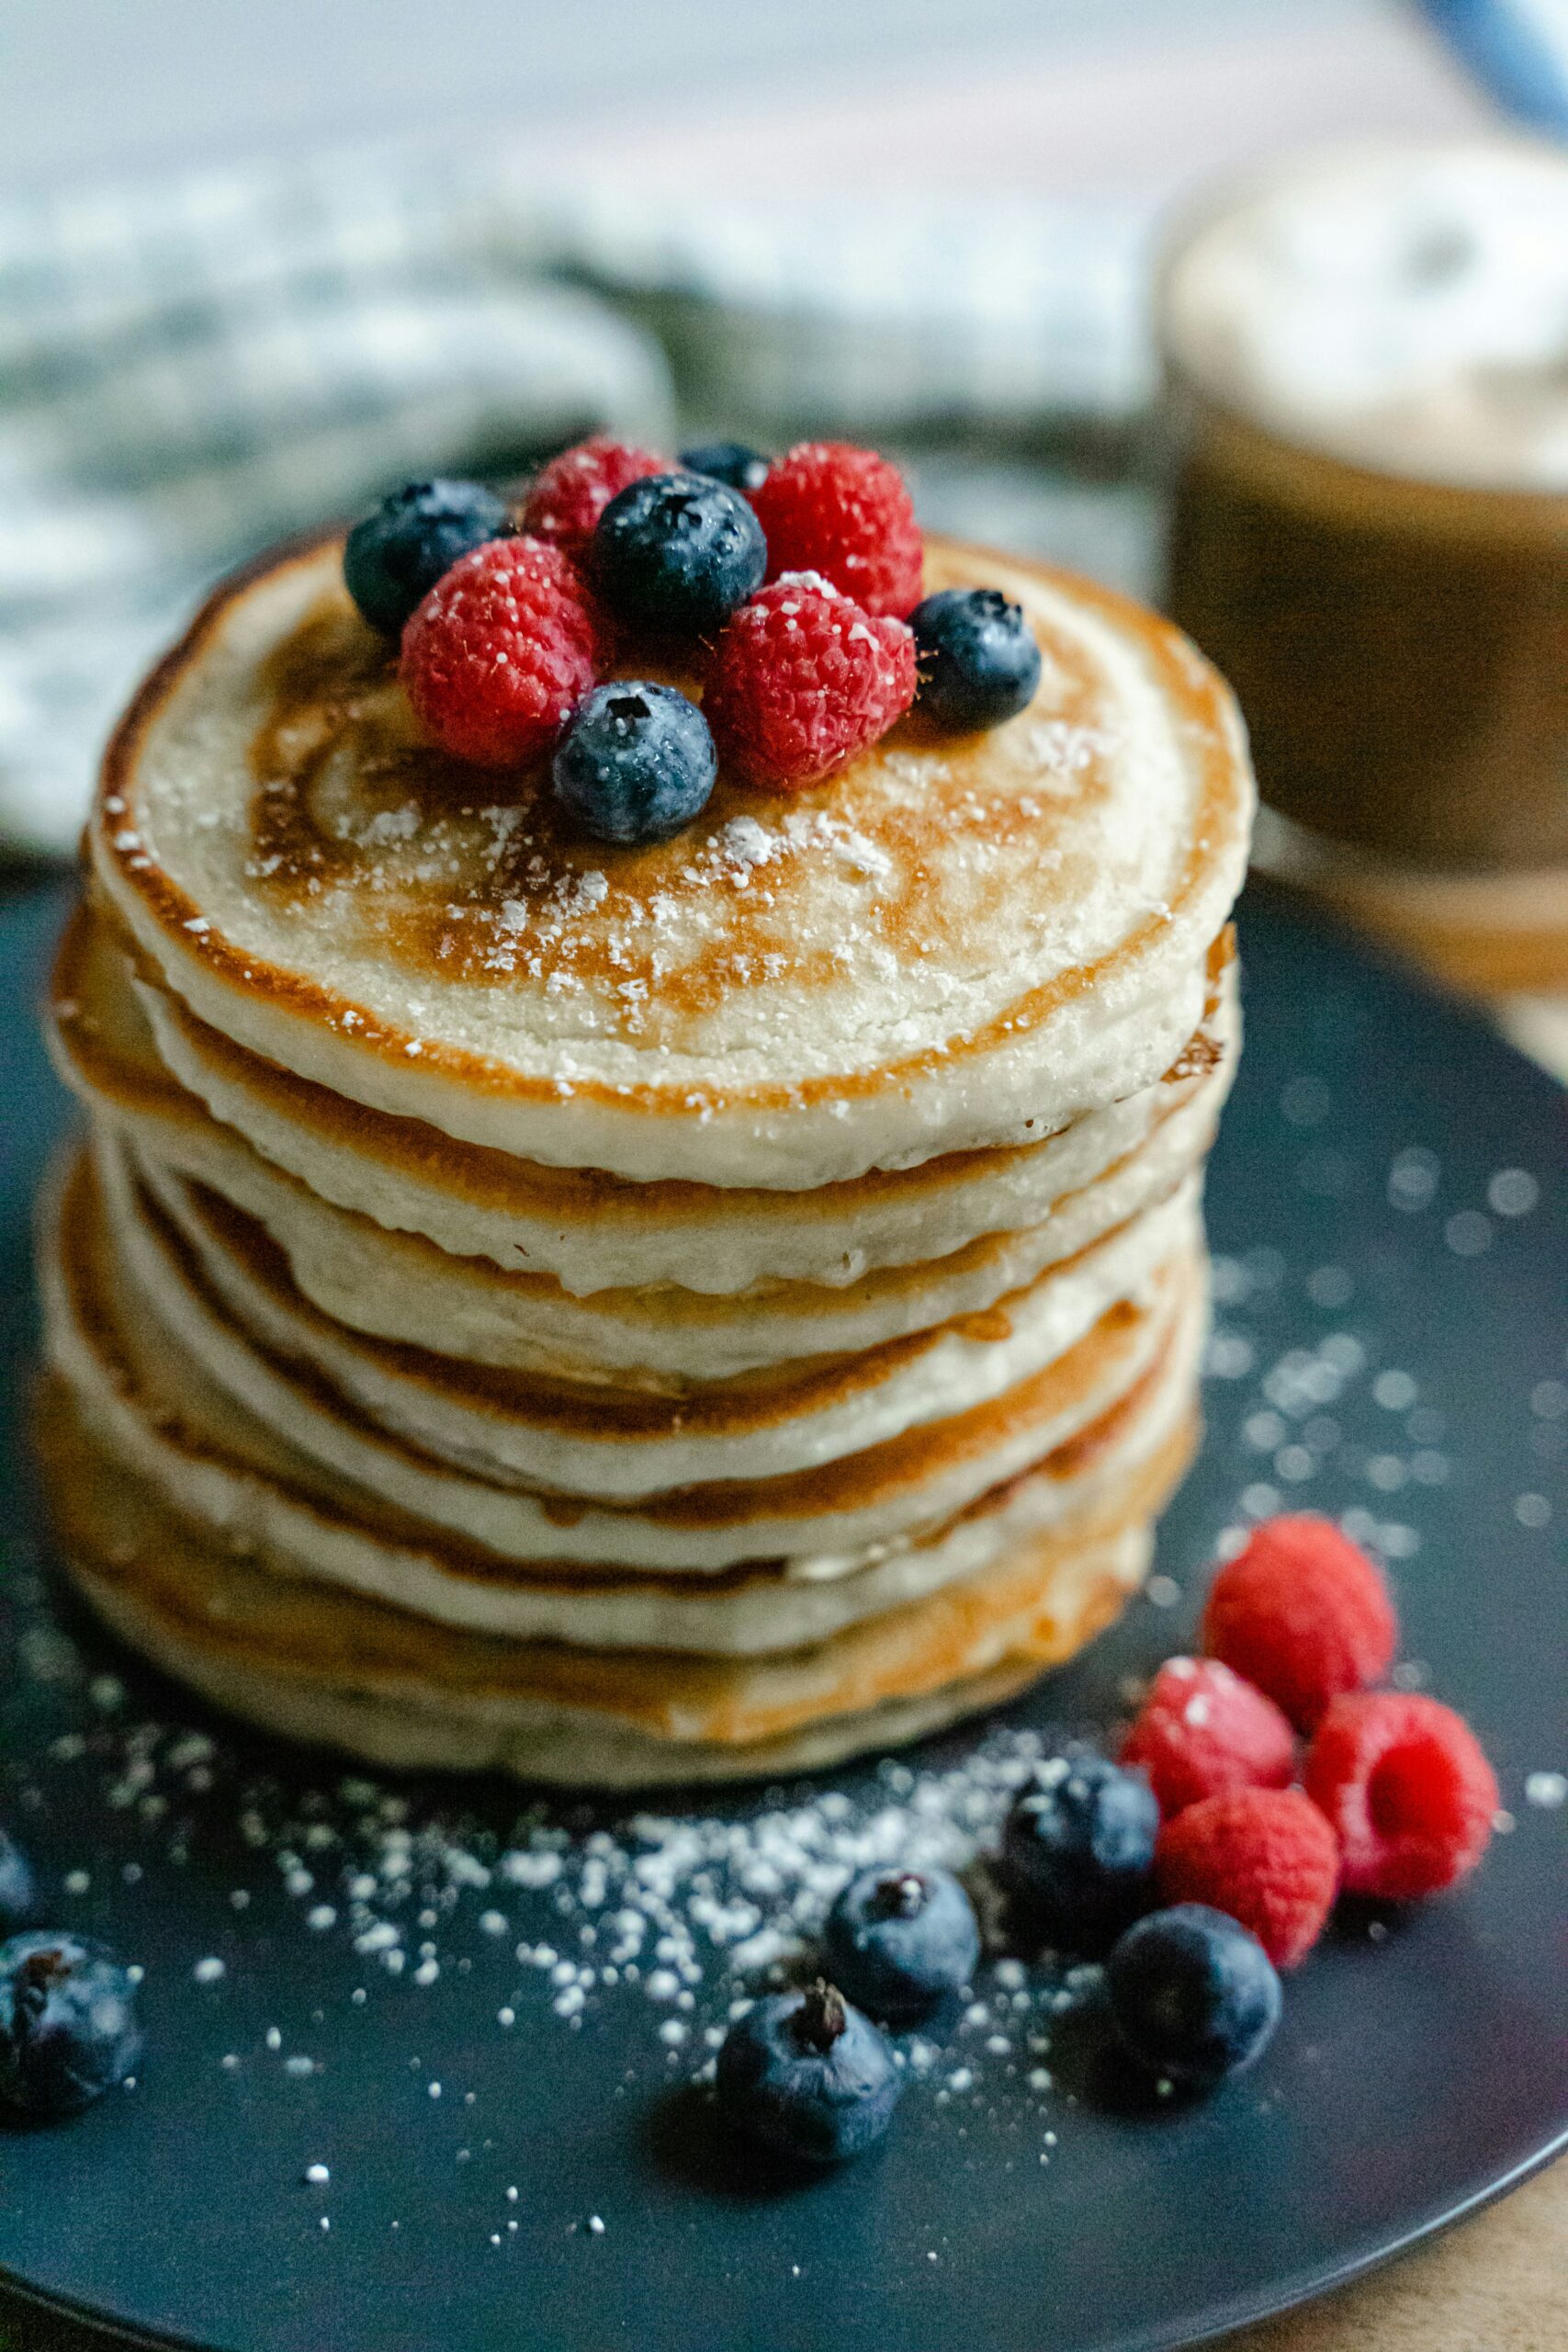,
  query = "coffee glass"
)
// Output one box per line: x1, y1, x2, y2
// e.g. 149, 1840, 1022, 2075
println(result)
1158, 141, 1568, 878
